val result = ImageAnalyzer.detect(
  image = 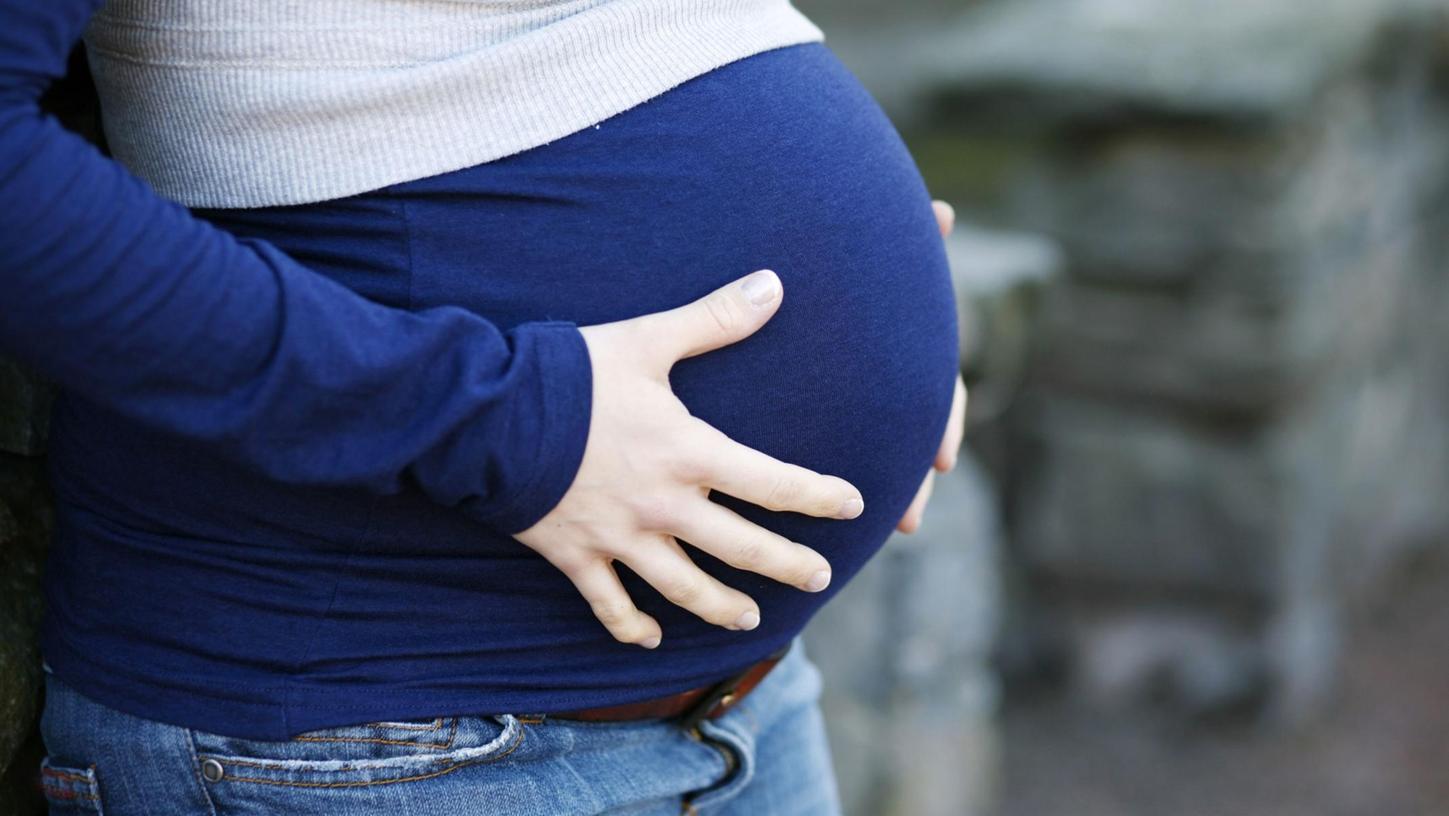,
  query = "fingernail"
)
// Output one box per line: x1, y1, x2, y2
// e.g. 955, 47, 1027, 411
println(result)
805, 570, 831, 592
934, 200, 956, 228
837, 497, 864, 519
735, 610, 760, 631
641, 636, 661, 649
741, 270, 779, 307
